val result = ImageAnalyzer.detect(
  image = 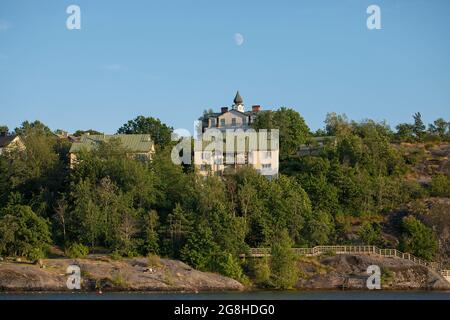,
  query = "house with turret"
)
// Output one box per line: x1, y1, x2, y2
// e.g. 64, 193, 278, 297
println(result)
195, 91, 279, 179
